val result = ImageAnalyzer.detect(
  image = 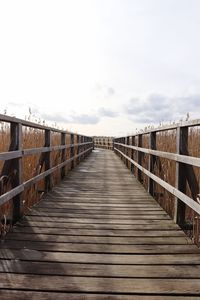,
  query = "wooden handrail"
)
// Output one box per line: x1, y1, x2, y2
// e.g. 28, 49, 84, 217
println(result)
114, 142, 200, 168
0, 115, 93, 223
114, 122, 200, 229
114, 147, 200, 215
0, 146, 93, 207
